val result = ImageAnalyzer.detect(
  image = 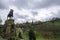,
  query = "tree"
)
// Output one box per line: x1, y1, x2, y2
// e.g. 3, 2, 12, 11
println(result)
51, 18, 56, 23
